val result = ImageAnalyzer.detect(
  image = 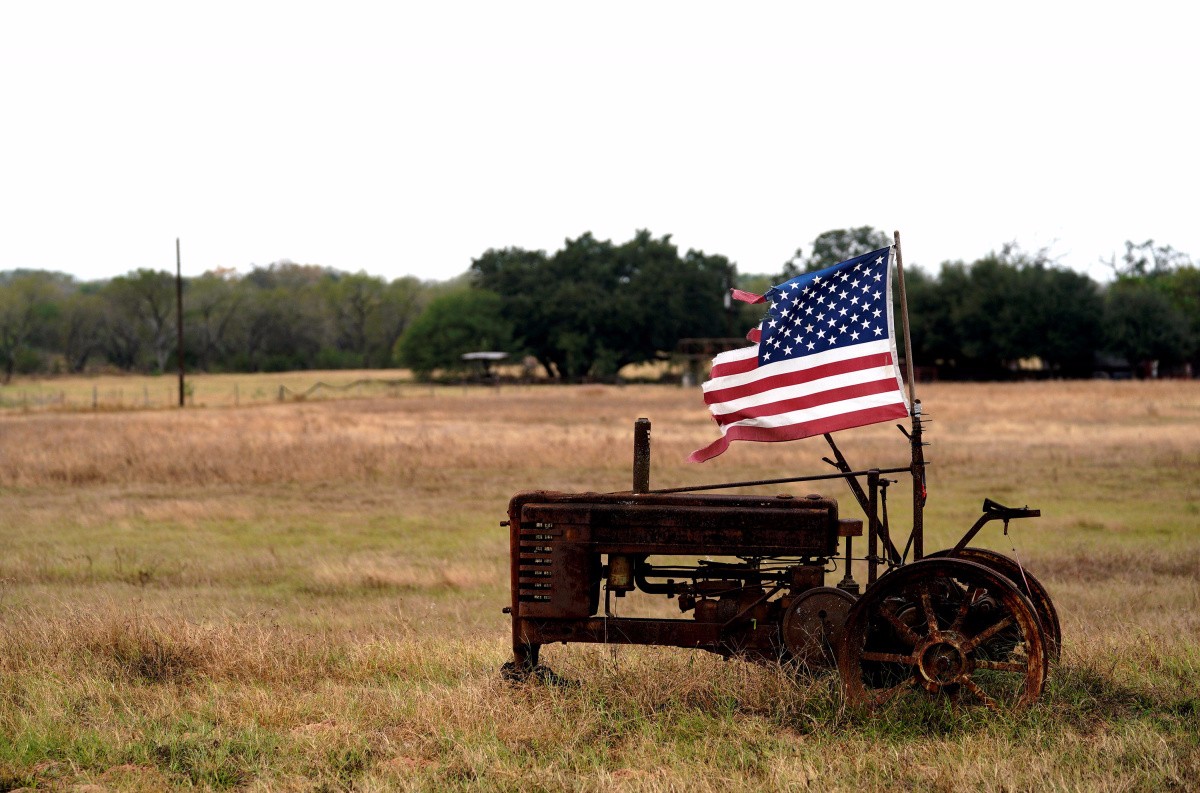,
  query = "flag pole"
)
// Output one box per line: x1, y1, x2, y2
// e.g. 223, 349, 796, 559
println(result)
176, 238, 186, 408
893, 230, 925, 560
893, 230, 917, 408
